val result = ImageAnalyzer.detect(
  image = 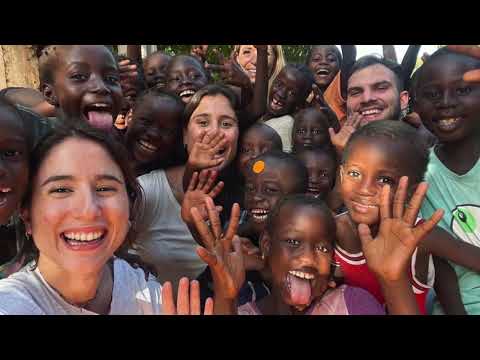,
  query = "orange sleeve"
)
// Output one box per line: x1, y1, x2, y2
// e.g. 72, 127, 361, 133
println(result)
324, 71, 347, 126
